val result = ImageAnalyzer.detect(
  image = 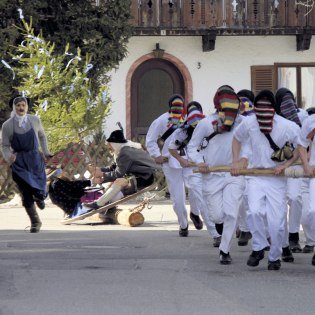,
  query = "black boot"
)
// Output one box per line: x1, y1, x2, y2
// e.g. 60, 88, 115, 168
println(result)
25, 205, 42, 233
289, 232, 302, 253
215, 223, 224, 235
238, 231, 252, 246
282, 246, 294, 262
